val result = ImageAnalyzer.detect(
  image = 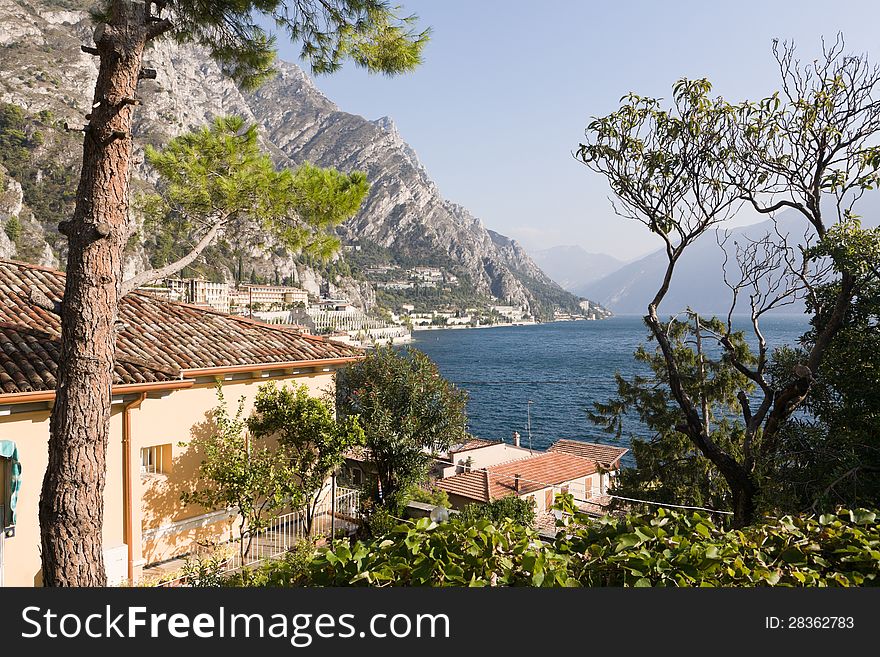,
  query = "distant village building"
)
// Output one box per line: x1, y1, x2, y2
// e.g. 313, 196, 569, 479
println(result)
364, 265, 397, 275
307, 304, 380, 333
376, 281, 415, 290
137, 280, 312, 316
232, 283, 309, 312
138, 278, 231, 314
490, 304, 529, 322
412, 266, 443, 282
315, 297, 354, 312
